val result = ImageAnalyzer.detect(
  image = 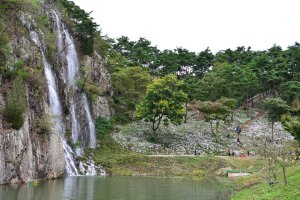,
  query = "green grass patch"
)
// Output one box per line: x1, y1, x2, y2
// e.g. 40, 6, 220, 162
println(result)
231, 164, 300, 200
91, 127, 265, 178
